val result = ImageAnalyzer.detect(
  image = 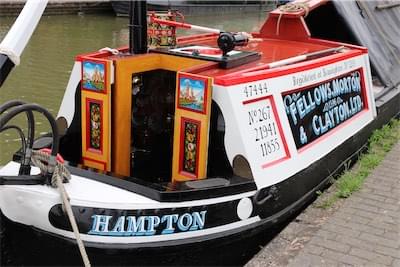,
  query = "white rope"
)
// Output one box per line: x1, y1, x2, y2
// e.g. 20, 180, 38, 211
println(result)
31, 151, 91, 267
99, 47, 119, 55
276, 1, 311, 36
